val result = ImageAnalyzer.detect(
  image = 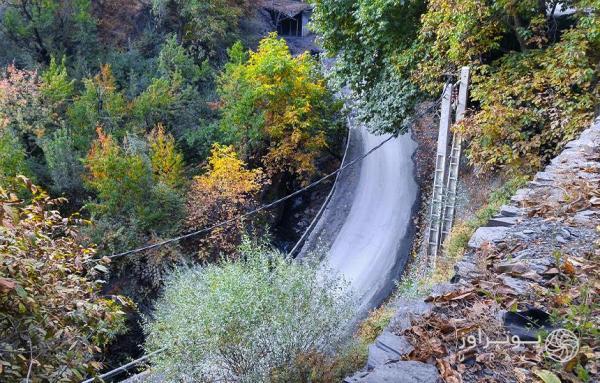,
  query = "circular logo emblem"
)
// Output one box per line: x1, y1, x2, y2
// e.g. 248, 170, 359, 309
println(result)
544, 328, 579, 363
